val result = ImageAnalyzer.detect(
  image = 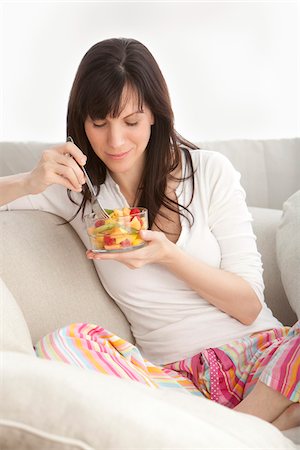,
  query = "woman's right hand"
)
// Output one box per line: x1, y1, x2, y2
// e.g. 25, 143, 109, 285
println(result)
26, 141, 87, 195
